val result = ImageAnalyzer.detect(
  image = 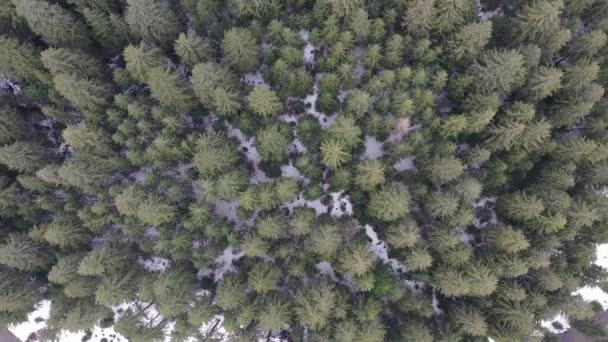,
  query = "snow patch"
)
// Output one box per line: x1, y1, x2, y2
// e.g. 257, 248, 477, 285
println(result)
281, 161, 308, 183
137, 256, 170, 272
198, 246, 248, 282
299, 30, 316, 66
364, 224, 407, 273
540, 313, 570, 334
129, 166, 151, 185
9, 300, 129, 342
288, 137, 308, 155
303, 81, 336, 129
362, 136, 384, 160
242, 71, 268, 87
394, 156, 416, 172
329, 191, 353, 218
472, 197, 498, 229
226, 124, 267, 184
